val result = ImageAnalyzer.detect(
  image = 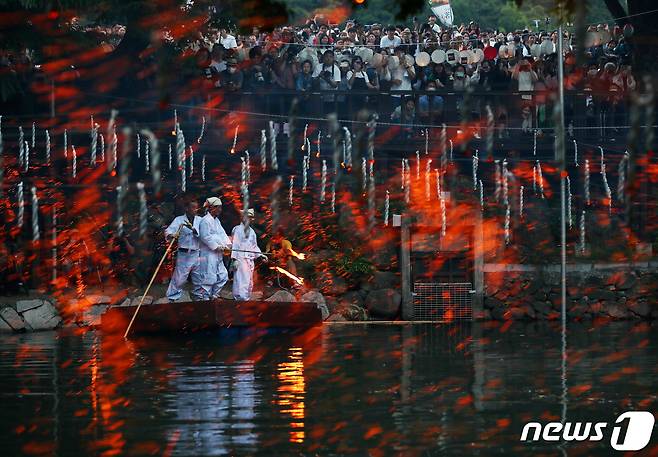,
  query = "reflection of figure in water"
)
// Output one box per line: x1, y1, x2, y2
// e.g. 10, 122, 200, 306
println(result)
170, 361, 258, 454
